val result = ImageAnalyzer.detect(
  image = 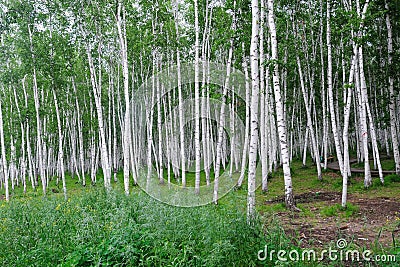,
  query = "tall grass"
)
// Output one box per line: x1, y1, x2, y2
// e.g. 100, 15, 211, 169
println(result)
0, 188, 294, 266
